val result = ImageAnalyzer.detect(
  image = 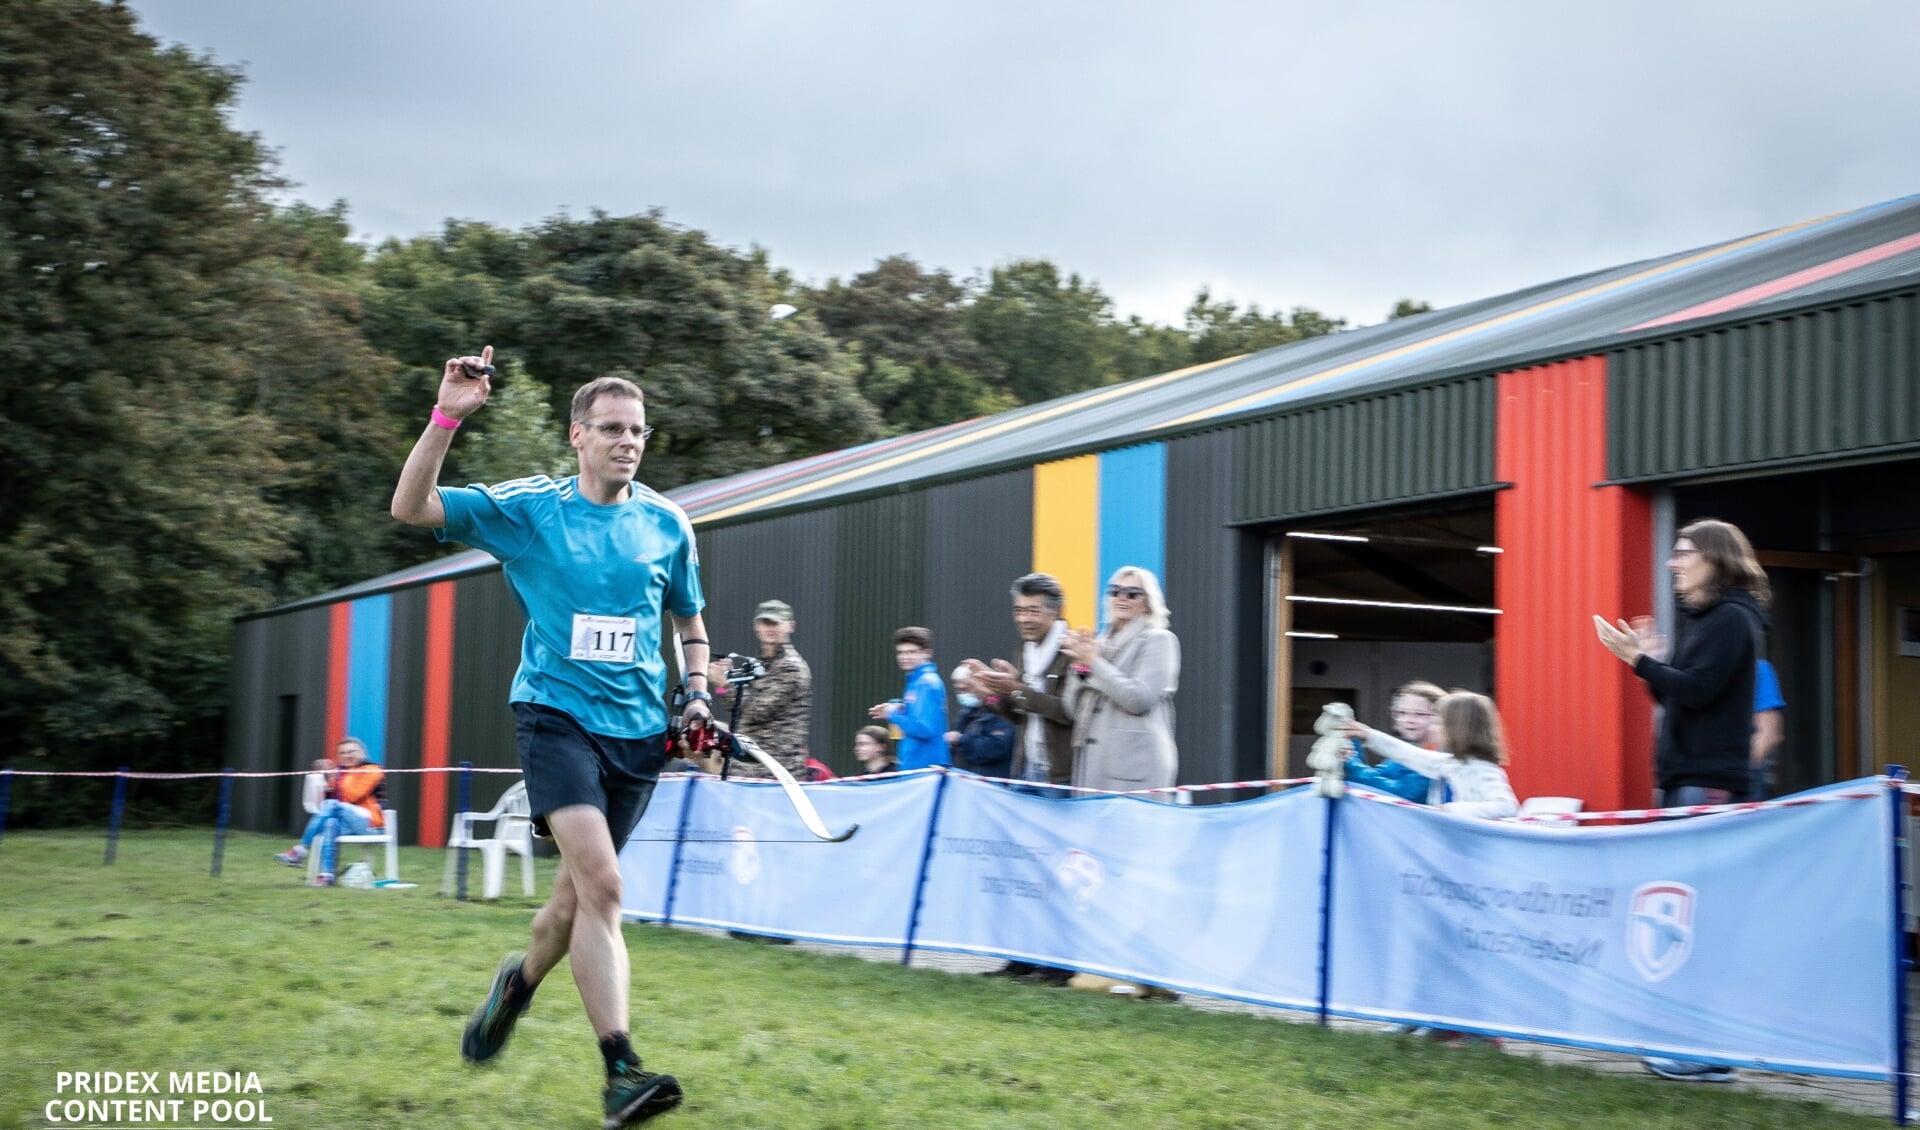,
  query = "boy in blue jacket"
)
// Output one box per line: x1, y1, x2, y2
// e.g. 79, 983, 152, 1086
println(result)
870, 626, 949, 769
